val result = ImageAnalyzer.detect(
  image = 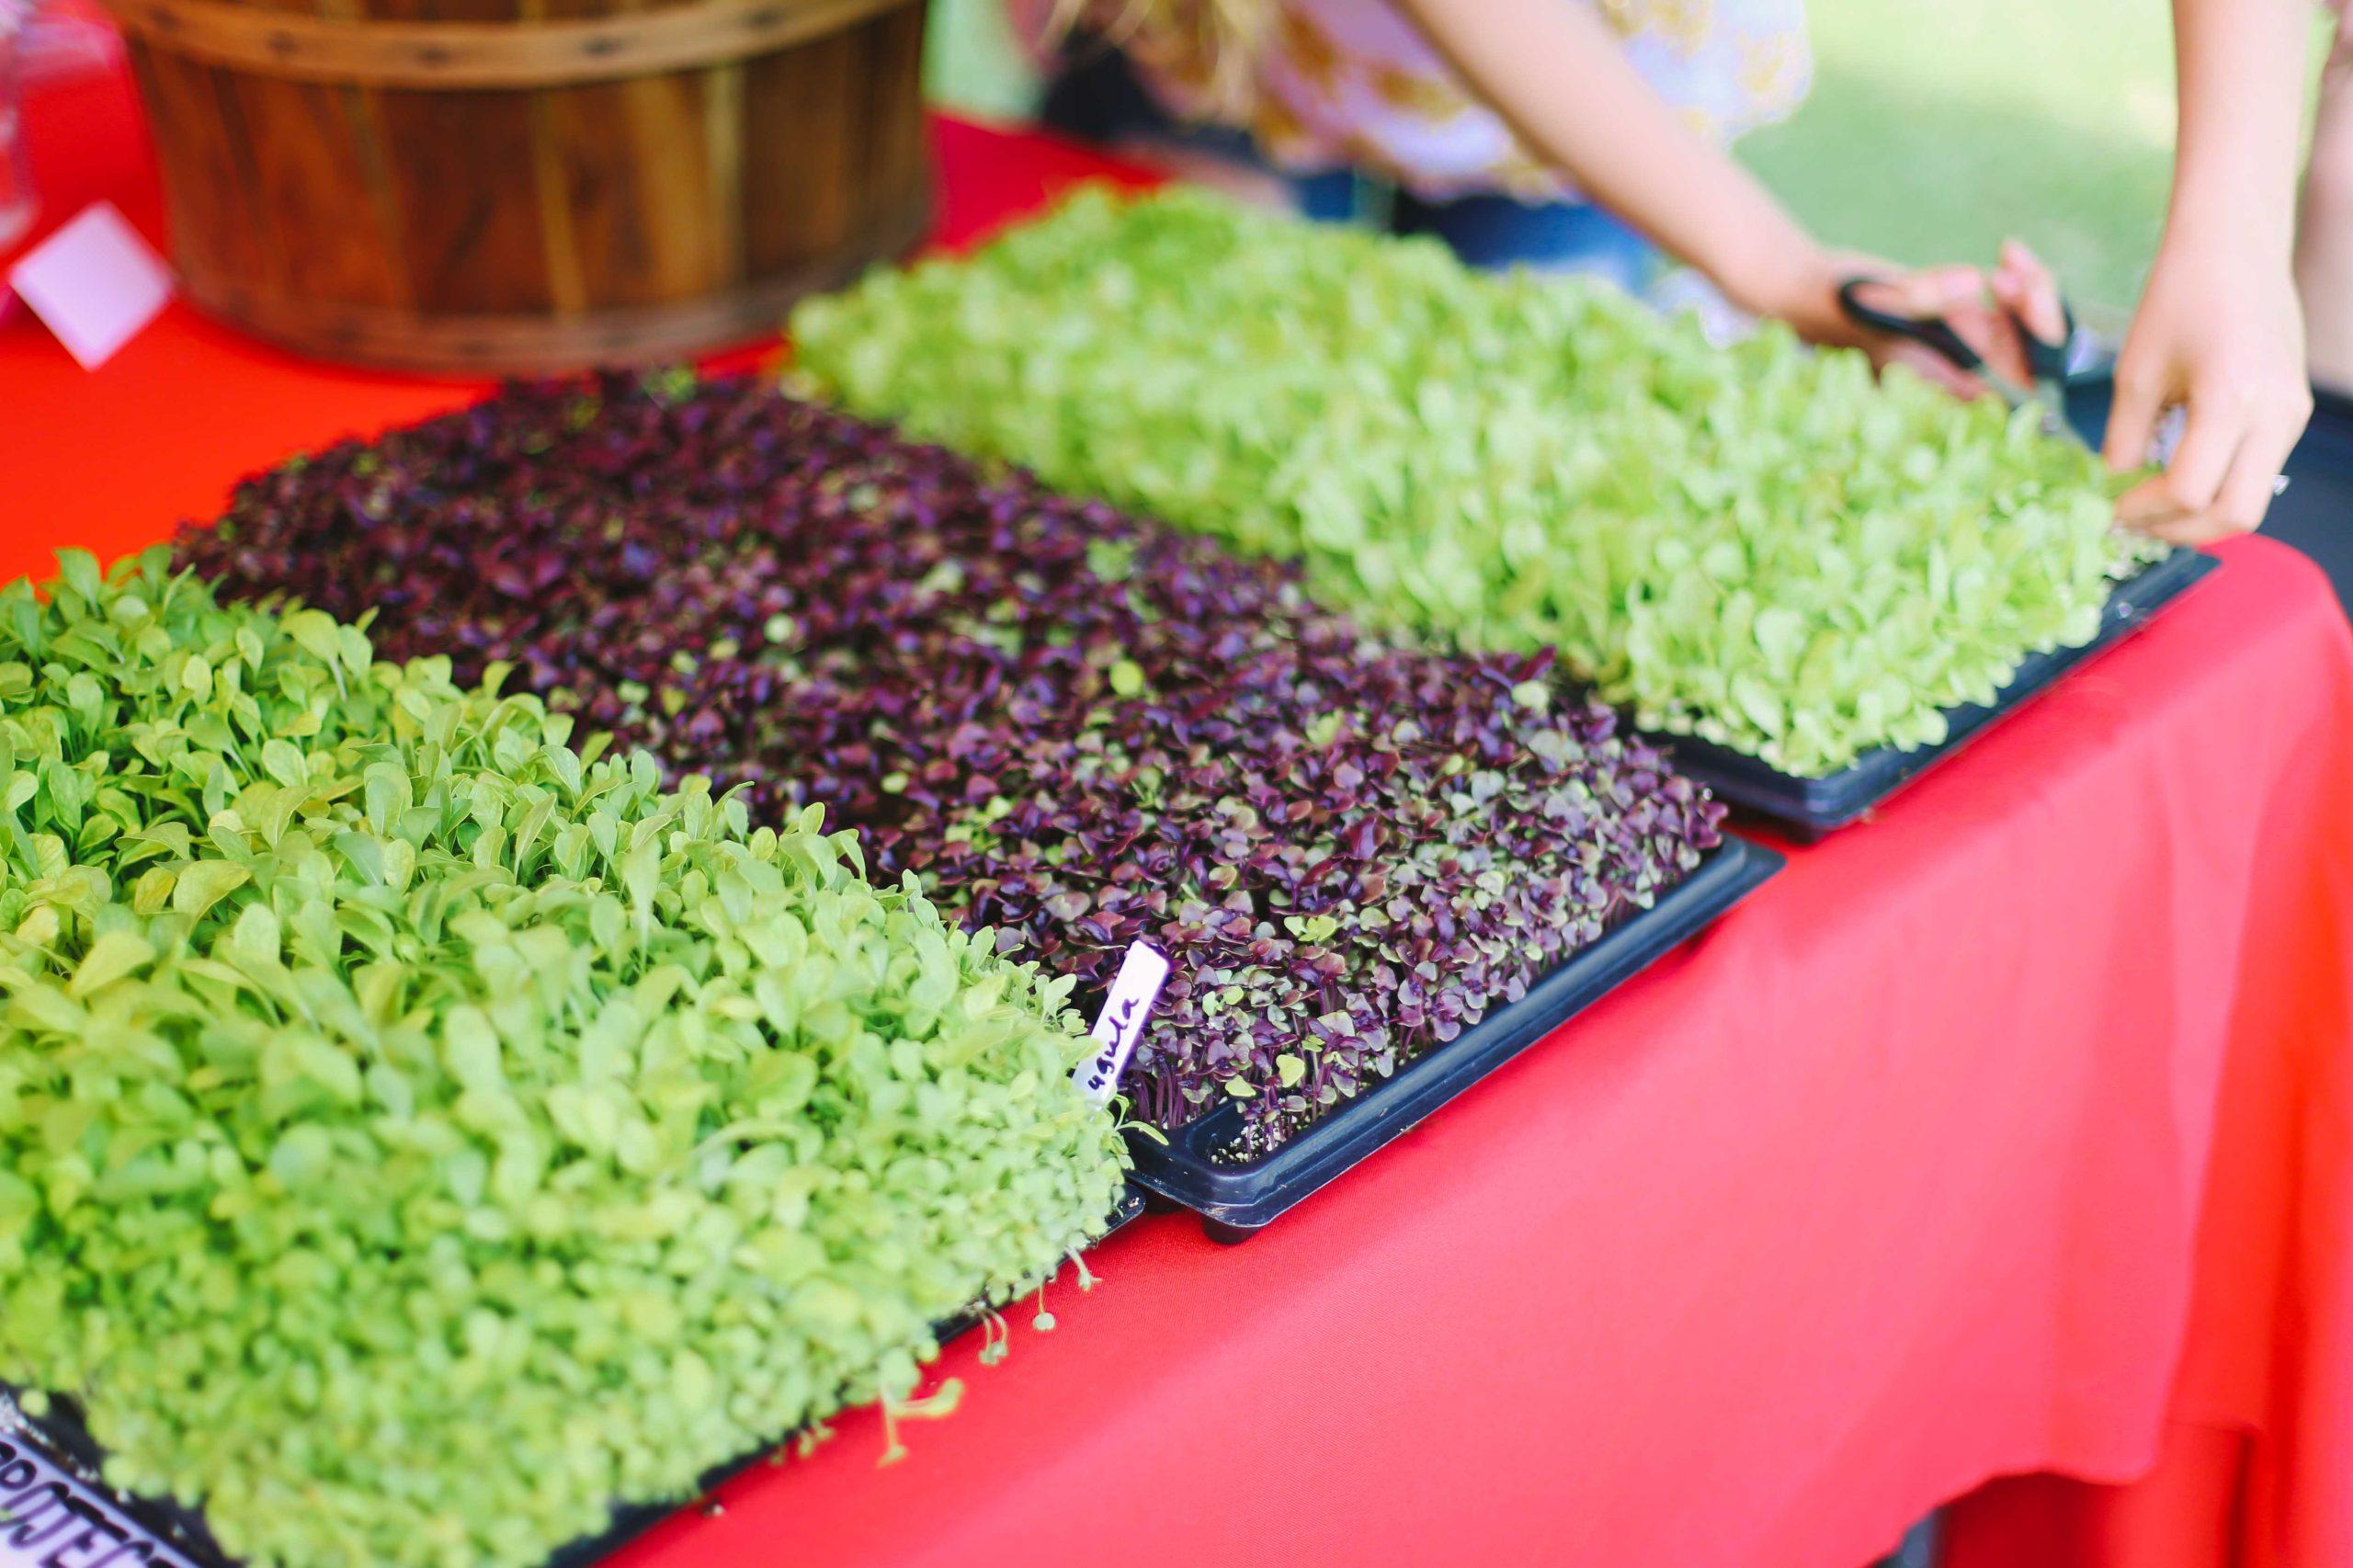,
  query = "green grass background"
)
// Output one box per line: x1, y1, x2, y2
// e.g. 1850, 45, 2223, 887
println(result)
924, 0, 2181, 322
1735, 2, 2177, 323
